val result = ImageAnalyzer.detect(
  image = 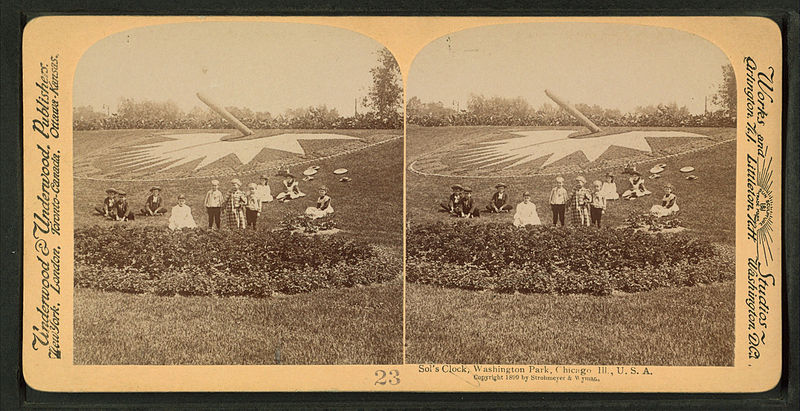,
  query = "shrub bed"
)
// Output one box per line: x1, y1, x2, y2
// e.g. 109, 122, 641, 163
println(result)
74, 226, 397, 296
407, 222, 734, 295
